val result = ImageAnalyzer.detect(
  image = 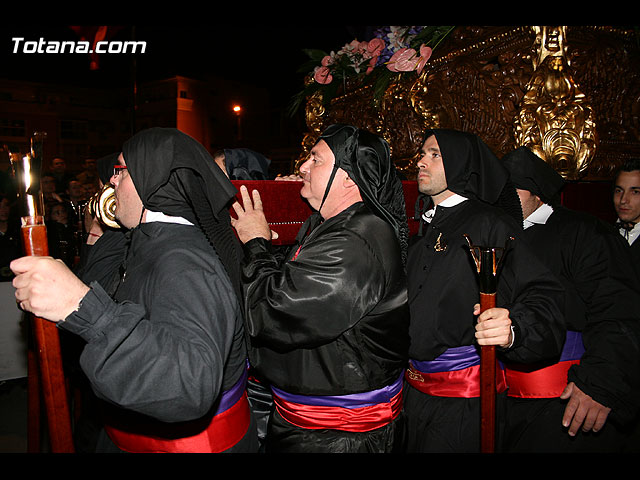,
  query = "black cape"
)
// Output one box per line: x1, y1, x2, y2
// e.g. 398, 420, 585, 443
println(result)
521, 206, 640, 423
